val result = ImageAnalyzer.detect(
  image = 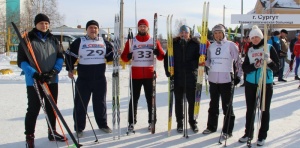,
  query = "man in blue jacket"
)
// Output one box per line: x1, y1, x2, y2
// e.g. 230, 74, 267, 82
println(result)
268, 31, 286, 82
17, 13, 65, 148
